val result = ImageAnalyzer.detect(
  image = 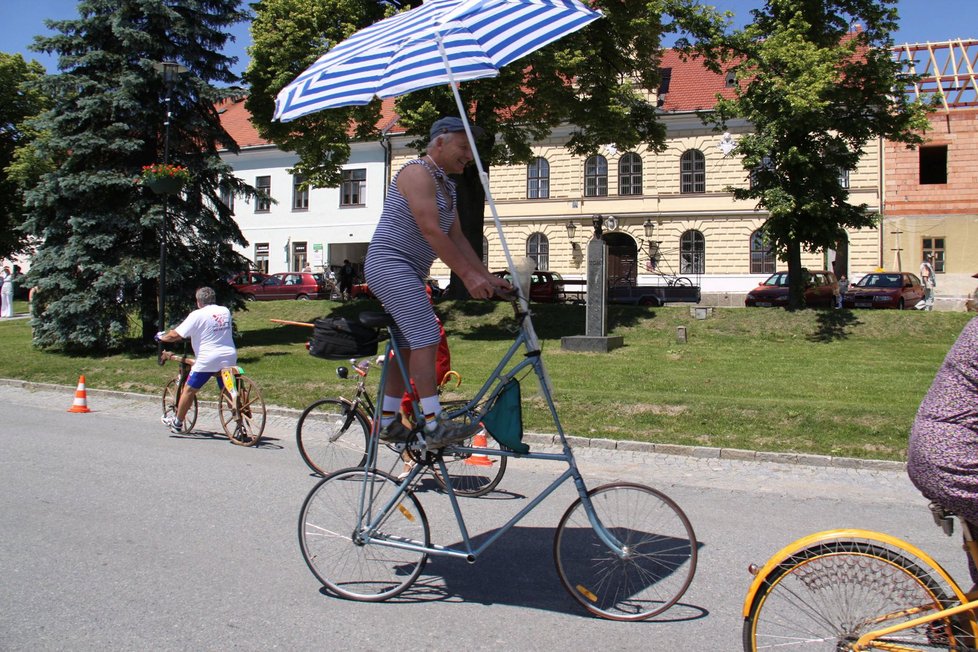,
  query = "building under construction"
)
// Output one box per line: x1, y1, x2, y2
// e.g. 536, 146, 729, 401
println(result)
885, 38, 978, 304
